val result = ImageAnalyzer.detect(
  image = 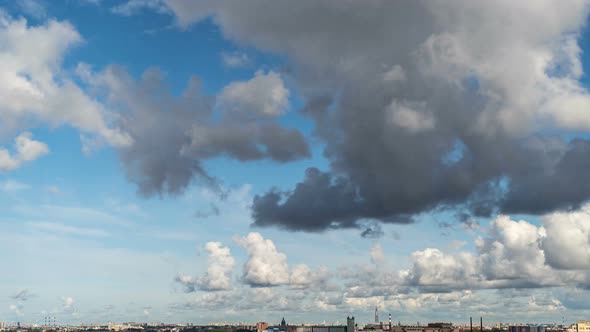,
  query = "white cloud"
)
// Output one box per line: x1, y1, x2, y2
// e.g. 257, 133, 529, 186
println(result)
0, 179, 30, 192
111, 0, 170, 16
217, 70, 289, 117
370, 243, 384, 265
0, 132, 49, 171
62, 296, 74, 309
17, 0, 47, 19
0, 14, 131, 150
541, 206, 590, 270
289, 264, 313, 287
234, 232, 290, 287
45, 185, 61, 194
9, 303, 24, 316
14, 204, 132, 227
176, 241, 235, 291
290, 264, 330, 290
221, 51, 251, 68
27, 222, 111, 237
477, 215, 551, 284
404, 248, 478, 290
388, 101, 435, 132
